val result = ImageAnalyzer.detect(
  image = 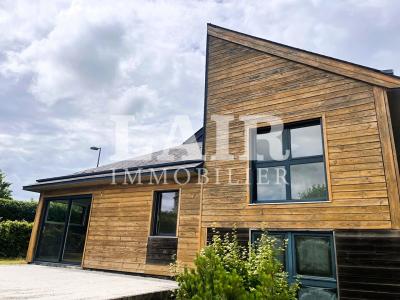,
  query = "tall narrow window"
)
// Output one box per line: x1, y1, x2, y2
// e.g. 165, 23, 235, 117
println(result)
252, 119, 328, 203
152, 191, 179, 236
